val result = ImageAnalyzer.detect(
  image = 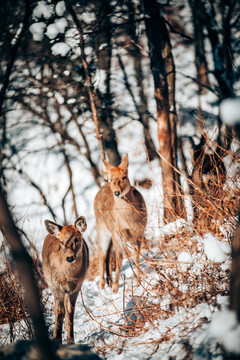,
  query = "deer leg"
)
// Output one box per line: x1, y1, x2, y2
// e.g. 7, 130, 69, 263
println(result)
133, 246, 141, 285
53, 297, 65, 343
64, 292, 78, 344
131, 232, 143, 285
112, 248, 123, 293
97, 227, 111, 289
